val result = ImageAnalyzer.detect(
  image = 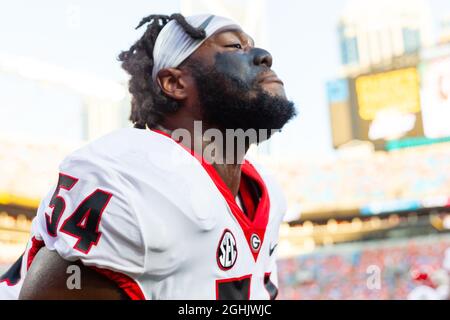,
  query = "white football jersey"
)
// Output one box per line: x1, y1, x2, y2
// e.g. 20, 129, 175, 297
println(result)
0, 128, 287, 300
